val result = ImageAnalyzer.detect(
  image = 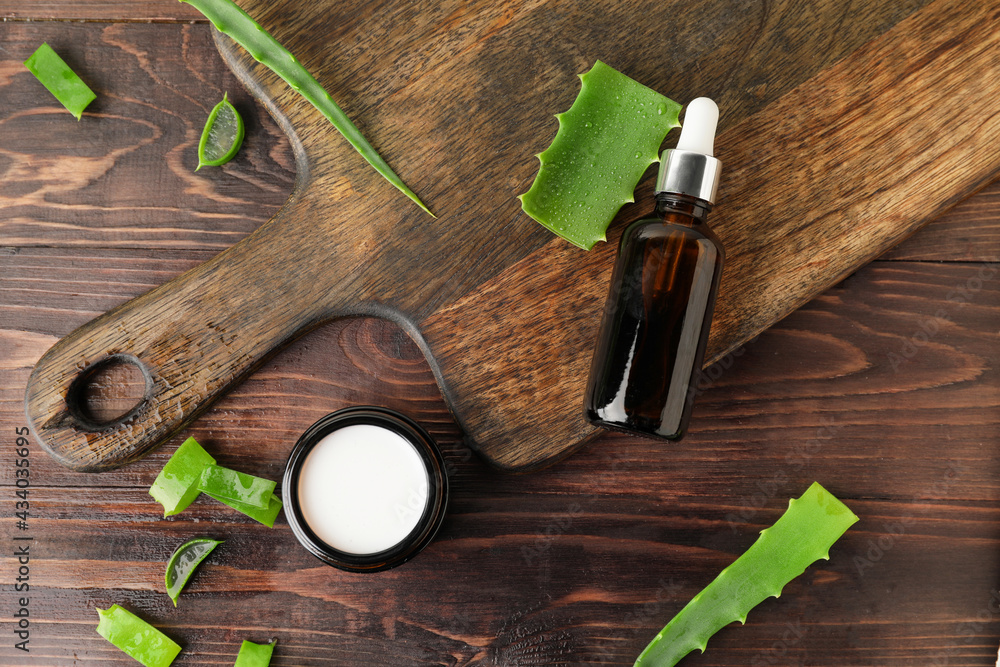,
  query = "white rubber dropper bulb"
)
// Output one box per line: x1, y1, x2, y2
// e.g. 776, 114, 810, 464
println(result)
676, 97, 719, 156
